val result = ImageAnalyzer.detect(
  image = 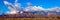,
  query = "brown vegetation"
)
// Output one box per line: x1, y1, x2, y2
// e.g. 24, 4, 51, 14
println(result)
2, 16, 60, 20
3, 17, 60, 20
